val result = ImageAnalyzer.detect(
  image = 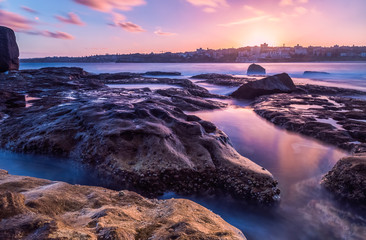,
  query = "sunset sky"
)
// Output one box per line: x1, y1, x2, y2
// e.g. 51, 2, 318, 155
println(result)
1, 0, 365, 58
